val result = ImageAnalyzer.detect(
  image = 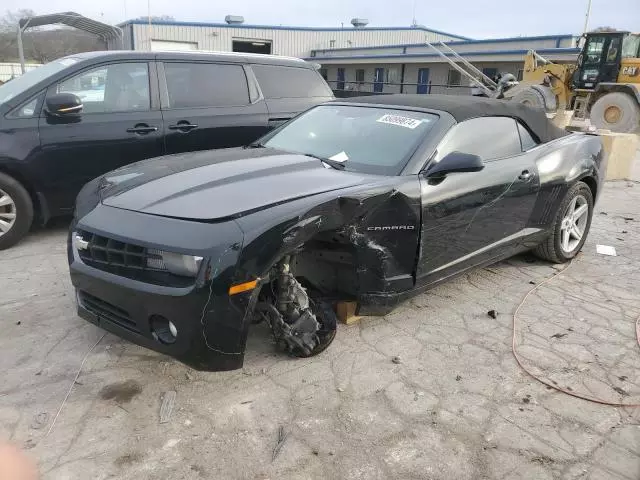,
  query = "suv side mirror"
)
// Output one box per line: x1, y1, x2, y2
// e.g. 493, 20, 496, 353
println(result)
45, 93, 83, 117
425, 151, 484, 178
